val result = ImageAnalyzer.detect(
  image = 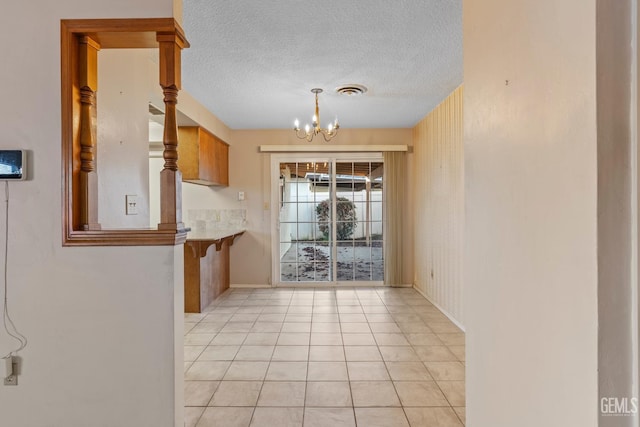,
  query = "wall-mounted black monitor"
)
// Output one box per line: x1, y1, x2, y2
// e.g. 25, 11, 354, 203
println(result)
0, 150, 26, 180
